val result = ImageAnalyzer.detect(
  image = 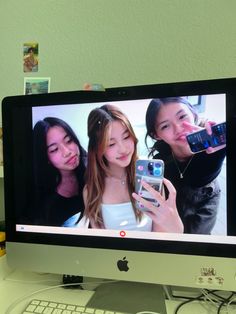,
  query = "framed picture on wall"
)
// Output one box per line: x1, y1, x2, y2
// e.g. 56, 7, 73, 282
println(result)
23, 42, 39, 72
24, 77, 50, 95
